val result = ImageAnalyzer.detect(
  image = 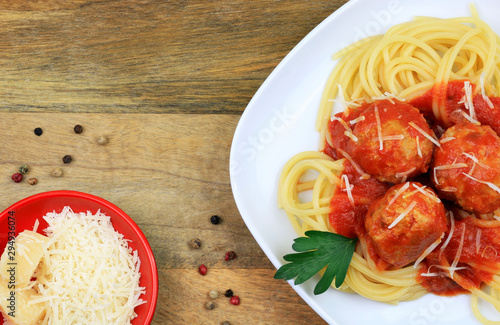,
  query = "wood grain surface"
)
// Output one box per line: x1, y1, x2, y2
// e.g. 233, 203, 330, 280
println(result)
0, 0, 349, 324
